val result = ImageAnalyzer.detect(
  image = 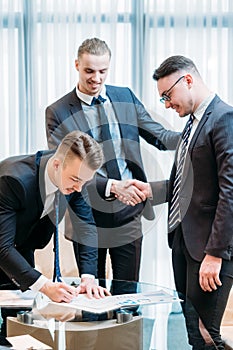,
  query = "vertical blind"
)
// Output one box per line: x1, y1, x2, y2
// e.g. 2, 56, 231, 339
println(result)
1, 0, 233, 156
